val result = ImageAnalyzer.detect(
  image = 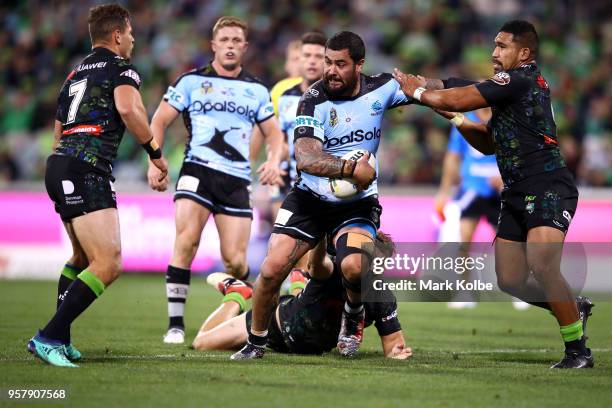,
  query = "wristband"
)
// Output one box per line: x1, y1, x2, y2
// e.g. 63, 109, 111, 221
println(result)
450, 113, 465, 127
340, 159, 347, 178
413, 87, 426, 102
142, 138, 162, 159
